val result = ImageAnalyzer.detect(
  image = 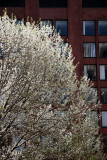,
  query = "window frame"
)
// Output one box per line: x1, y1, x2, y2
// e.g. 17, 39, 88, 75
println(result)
83, 20, 96, 36
55, 20, 68, 36
83, 42, 96, 58
98, 21, 107, 36
86, 88, 98, 104
99, 42, 107, 58
103, 135, 107, 153
100, 88, 107, 104
84, 64, 97, 81
40, 20, 53, 28
99, 64, 107, 80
